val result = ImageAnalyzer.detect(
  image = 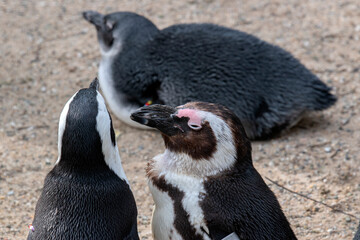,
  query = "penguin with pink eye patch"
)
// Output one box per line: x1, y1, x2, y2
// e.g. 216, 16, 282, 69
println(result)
131, 102, 297, 240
